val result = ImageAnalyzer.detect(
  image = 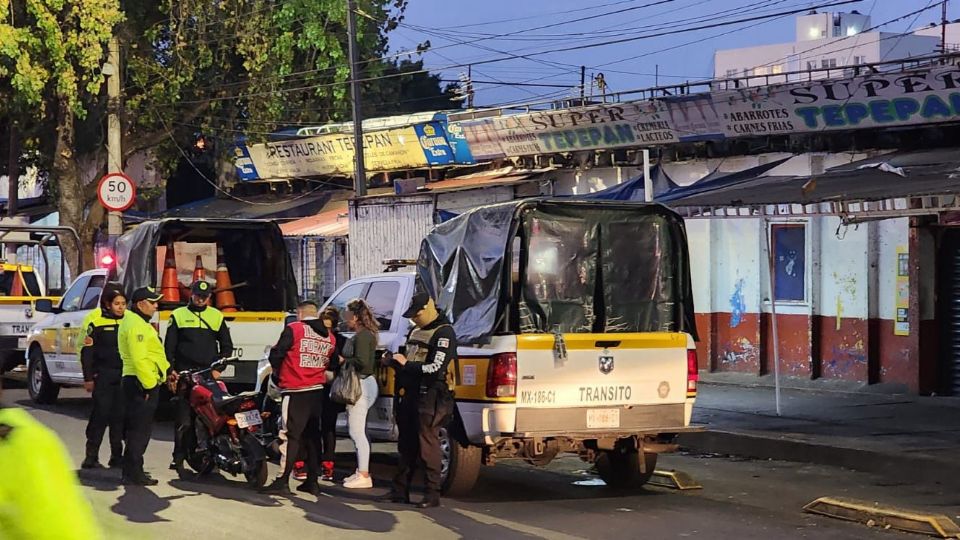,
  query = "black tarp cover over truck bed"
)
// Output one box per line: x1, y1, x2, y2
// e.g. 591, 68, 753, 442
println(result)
114, 218, 298, 312
417, 199, 698, 345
